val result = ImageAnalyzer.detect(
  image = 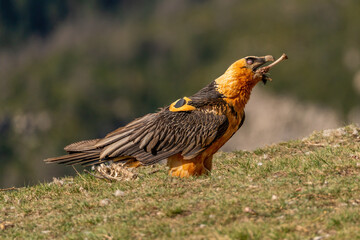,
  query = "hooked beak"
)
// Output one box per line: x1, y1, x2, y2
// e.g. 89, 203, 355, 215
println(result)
252, 55, 275, 71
